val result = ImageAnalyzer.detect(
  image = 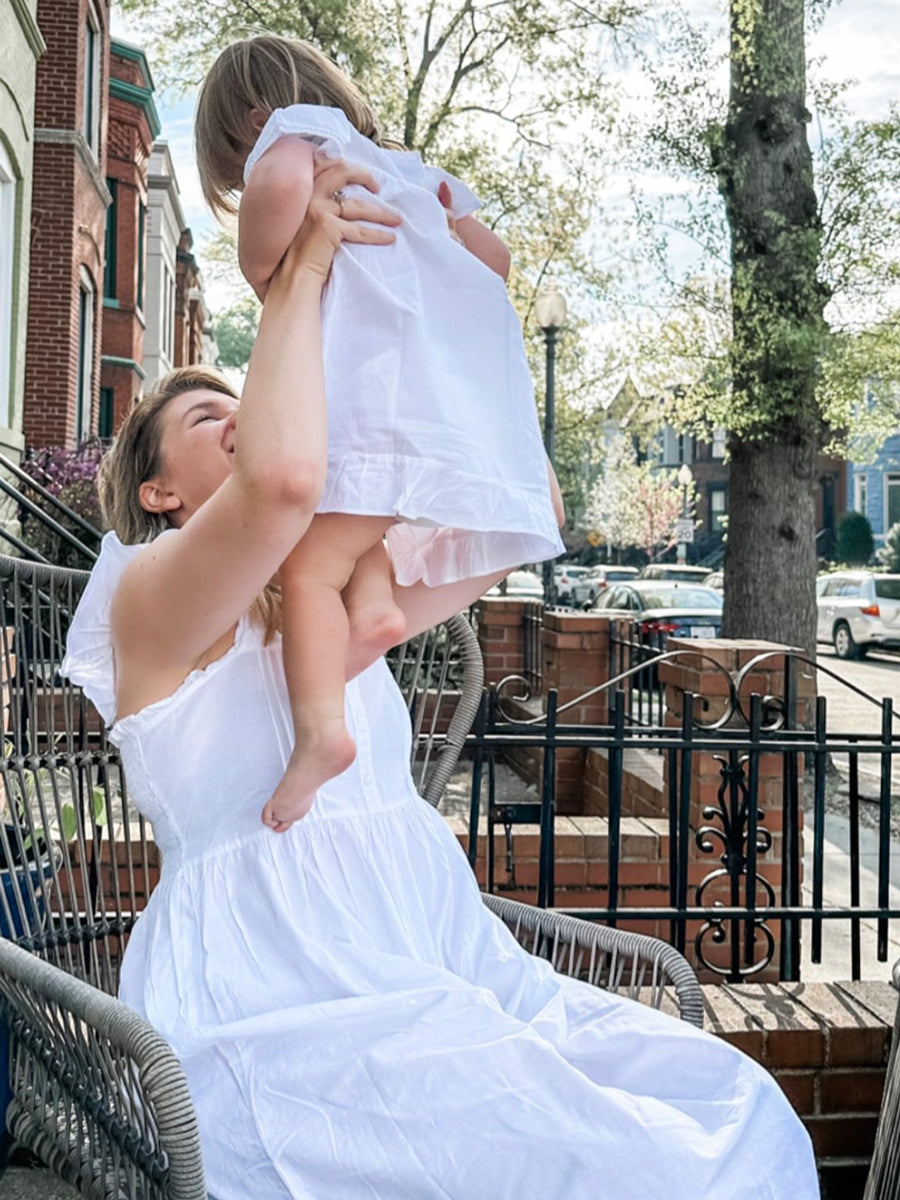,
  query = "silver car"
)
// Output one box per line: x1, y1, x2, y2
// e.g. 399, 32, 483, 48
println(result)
816, 572, 900, 659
